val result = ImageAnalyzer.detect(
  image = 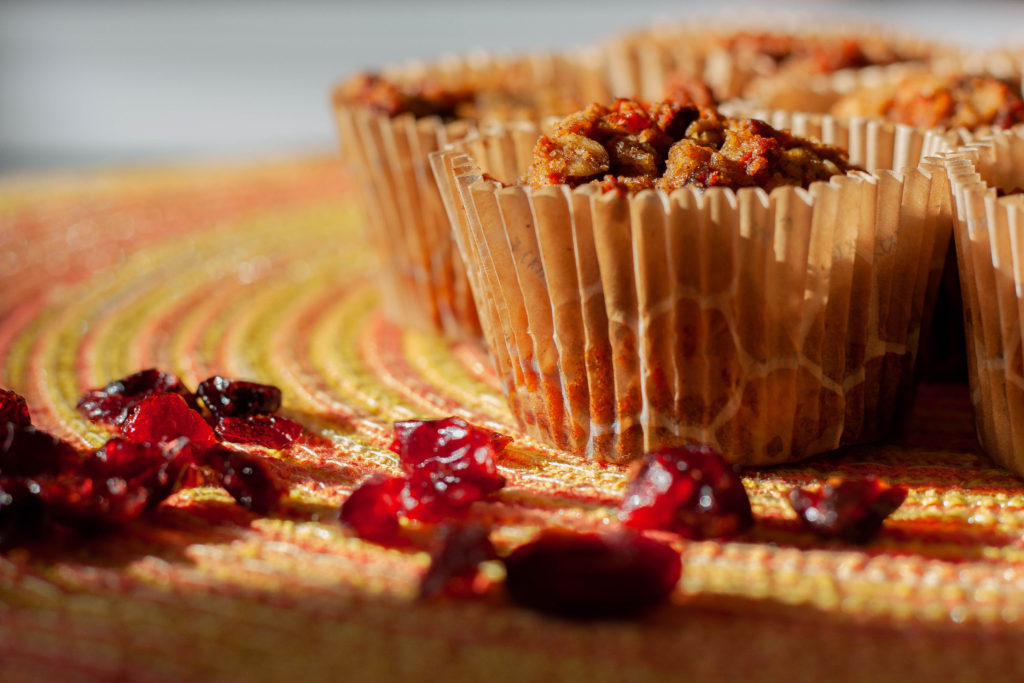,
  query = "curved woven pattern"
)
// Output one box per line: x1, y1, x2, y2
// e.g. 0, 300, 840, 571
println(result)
1, 159, 1023, 682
